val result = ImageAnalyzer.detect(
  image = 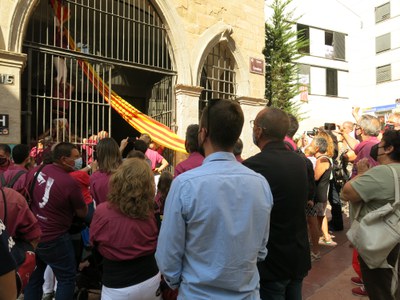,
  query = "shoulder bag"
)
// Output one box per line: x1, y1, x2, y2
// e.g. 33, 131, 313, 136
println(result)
346, 165, 400, 269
